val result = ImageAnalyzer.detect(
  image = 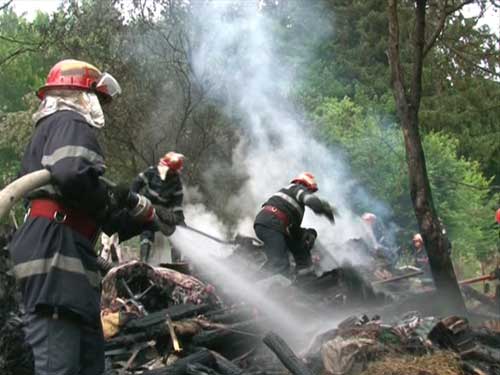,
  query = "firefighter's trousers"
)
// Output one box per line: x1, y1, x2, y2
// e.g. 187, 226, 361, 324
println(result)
24, 311, 104, 375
